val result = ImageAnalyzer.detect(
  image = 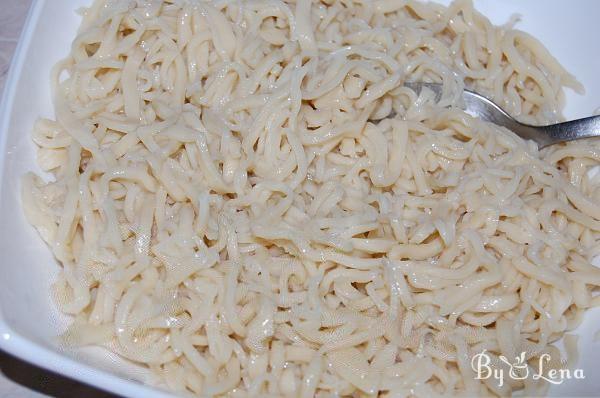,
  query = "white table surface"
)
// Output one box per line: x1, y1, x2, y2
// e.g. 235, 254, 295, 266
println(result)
0, 1, 115, 397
